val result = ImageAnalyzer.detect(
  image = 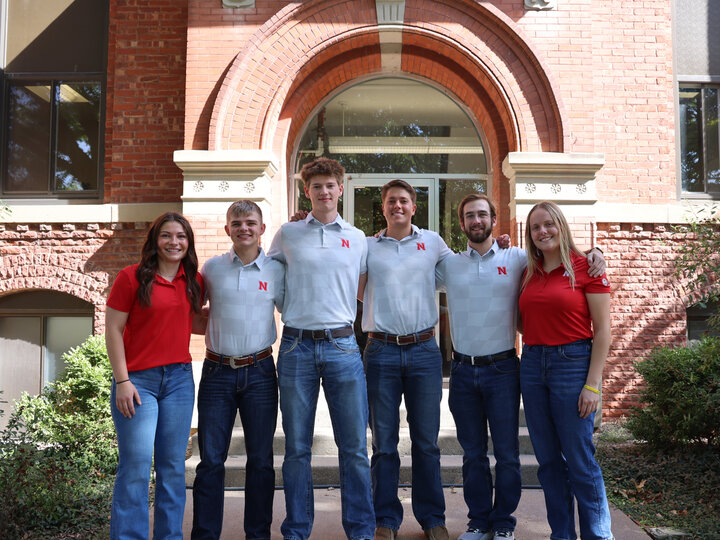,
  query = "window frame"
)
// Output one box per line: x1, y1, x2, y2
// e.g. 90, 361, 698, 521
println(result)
1, 74, 106, 199
0, 0, 108, 201
678, 83, 720, 199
